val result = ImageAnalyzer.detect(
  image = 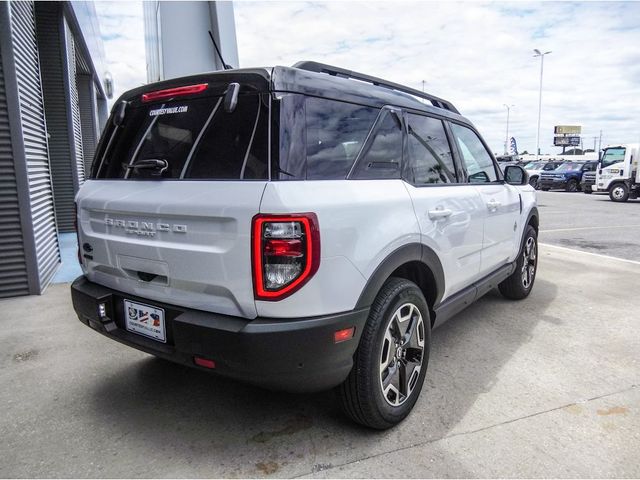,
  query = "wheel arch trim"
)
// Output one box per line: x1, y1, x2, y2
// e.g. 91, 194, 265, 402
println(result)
355, 243, 445, 310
